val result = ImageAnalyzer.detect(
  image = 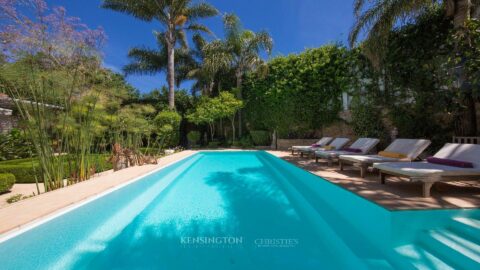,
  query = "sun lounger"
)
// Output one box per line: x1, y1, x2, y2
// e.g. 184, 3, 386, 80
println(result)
338, 139, 431, 178
374, 143, 480, 197
291, 137, 333, 155
298, 137, 351, 158
314, 138, 380, 166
